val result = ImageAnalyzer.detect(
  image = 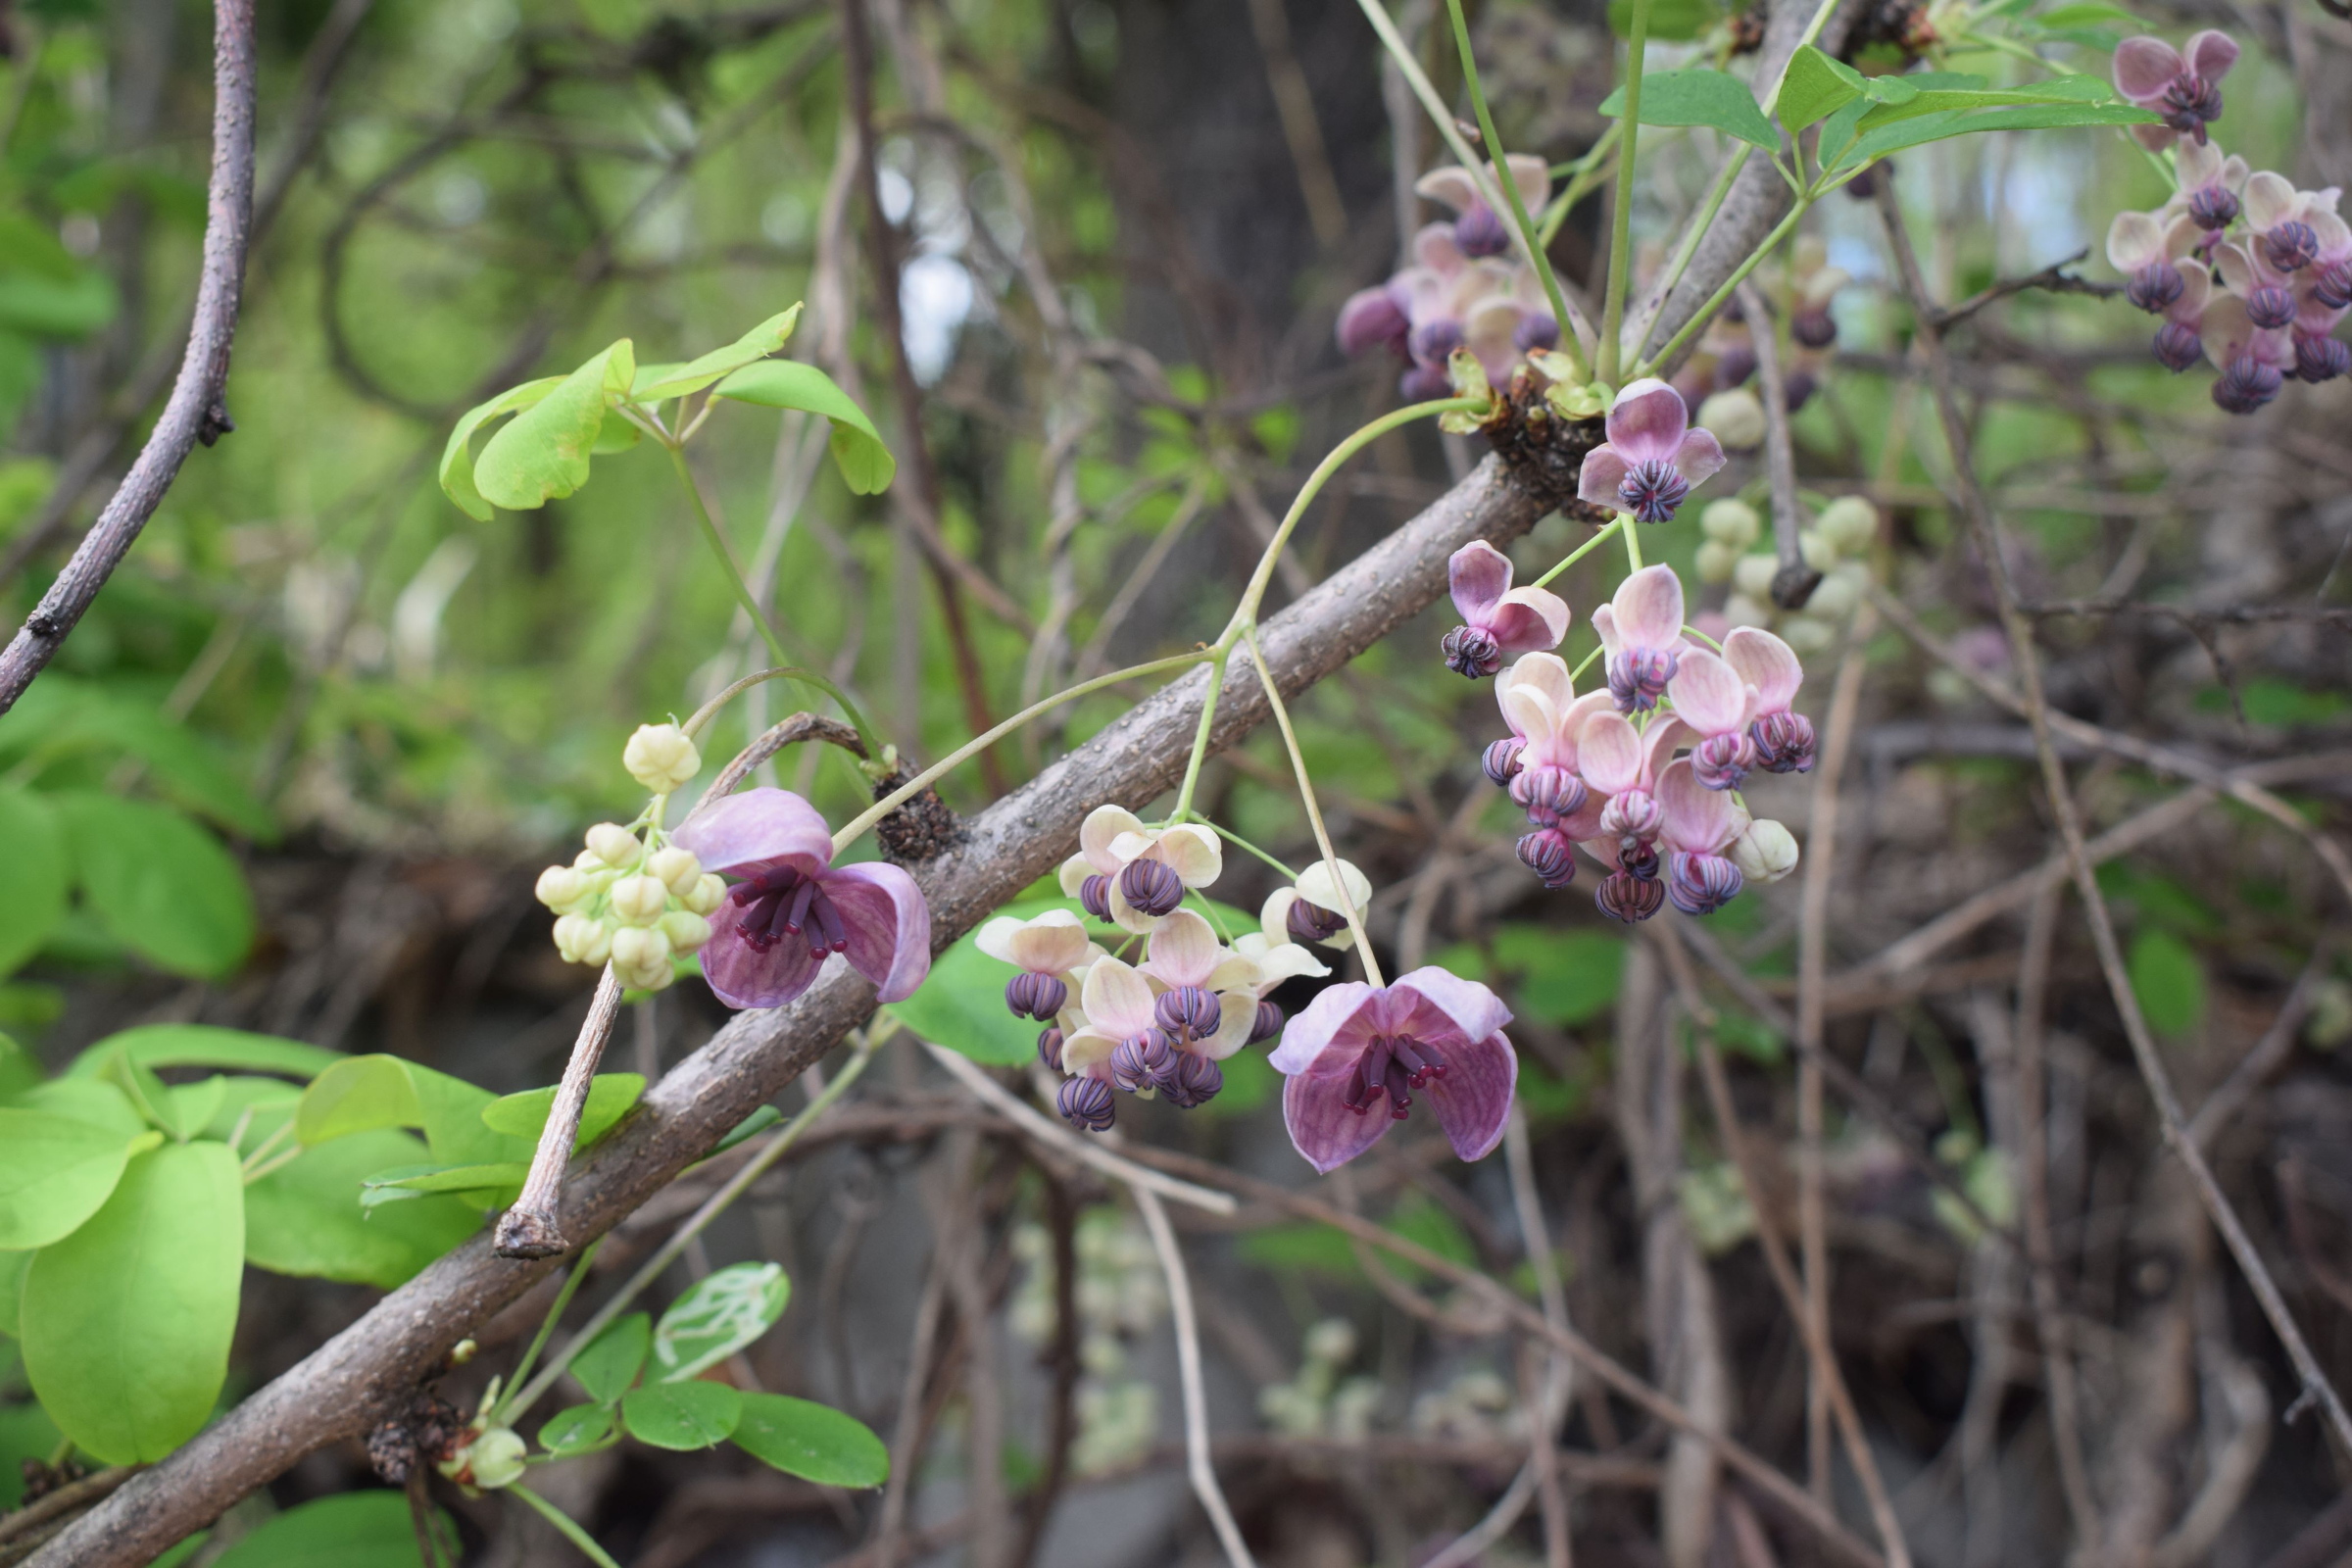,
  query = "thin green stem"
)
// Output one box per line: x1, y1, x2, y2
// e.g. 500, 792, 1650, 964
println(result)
1638, 199, 1810, 379
1440, 0, 1592, 384
1532, 514, 1626, 588
1623, 514, 1644, 572
1190, 815, 1301, 881
1242, 632, 1384, 988
667, 445, 792, 669
508, 1032, 880, 1421
1171, 644, 1231, 819
1681, 622, 1724, 653
495, 1240, 604, 1424
1595, 0, 1653, 384
1572, 643, 1604, 681
681, 664, 877, 760
510, 1487, 625, 1568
